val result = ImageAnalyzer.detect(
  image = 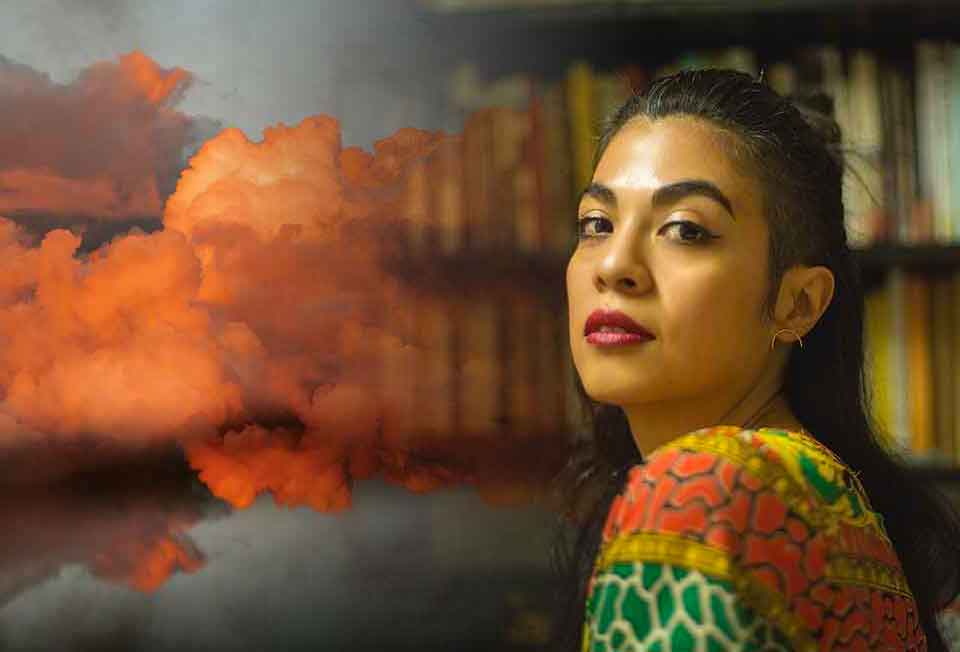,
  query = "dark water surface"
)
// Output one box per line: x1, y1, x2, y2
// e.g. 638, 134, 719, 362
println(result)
0, 459, 561, 652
